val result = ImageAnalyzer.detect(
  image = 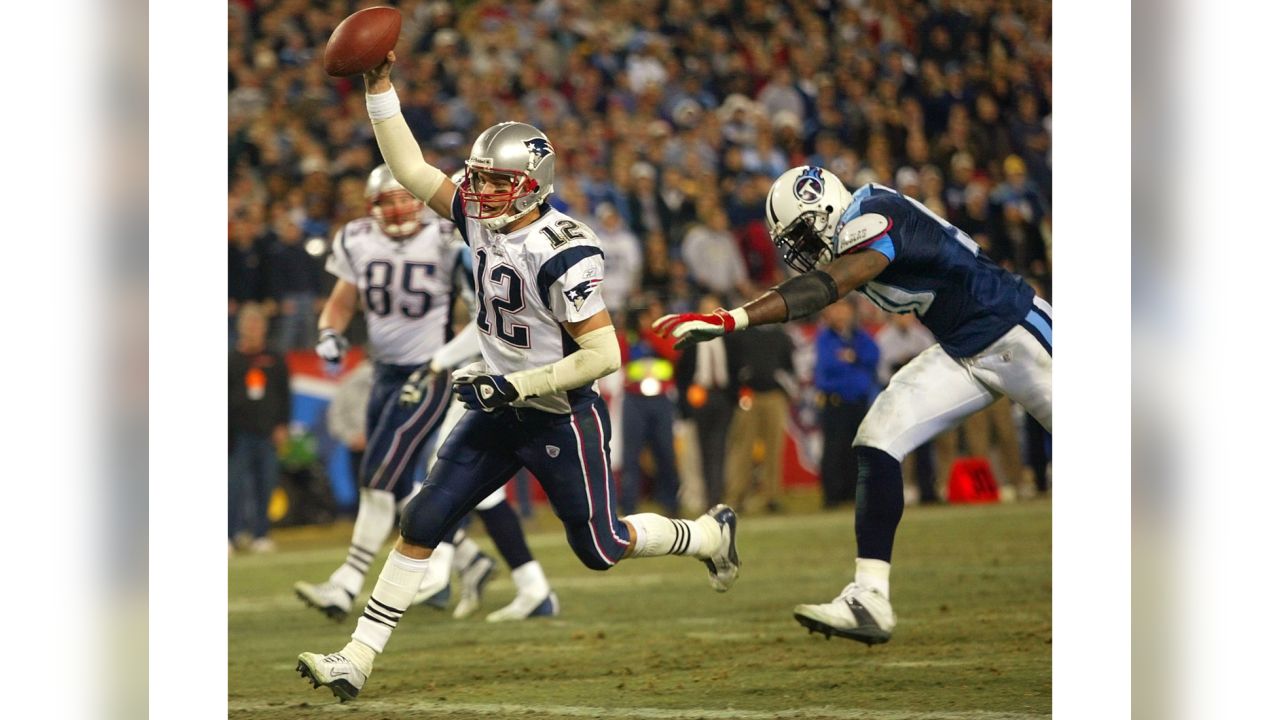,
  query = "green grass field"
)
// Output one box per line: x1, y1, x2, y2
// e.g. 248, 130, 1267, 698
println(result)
229, 495, 1051, 719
